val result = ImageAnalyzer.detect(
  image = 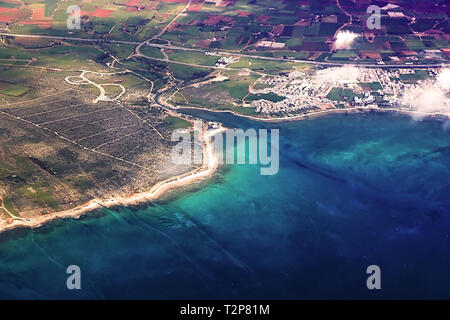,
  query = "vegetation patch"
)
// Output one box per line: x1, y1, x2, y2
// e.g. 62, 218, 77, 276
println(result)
245, 92, 286, 103
0, 81, 30, 97
164, 116, 191, 130
326, 87, 343, 101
